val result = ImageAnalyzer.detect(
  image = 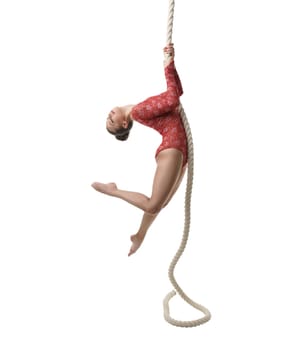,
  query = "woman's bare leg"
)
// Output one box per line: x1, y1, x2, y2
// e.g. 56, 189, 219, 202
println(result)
92, 149, 183, 214
92, 149, 185, 255
128, 213, 156, 256
92, 182, 151, 212
128, 164, 187, 256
